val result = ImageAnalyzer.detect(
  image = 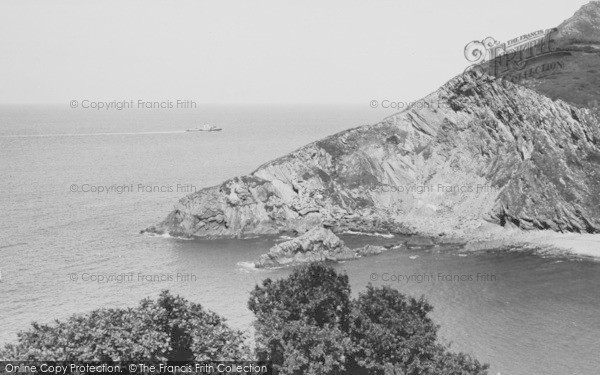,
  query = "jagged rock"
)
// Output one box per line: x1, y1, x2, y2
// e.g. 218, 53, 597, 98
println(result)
353, 244, 387, 257
146, 4, 600, 239
146, 69, 600, 238
254, 227, 387, 268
